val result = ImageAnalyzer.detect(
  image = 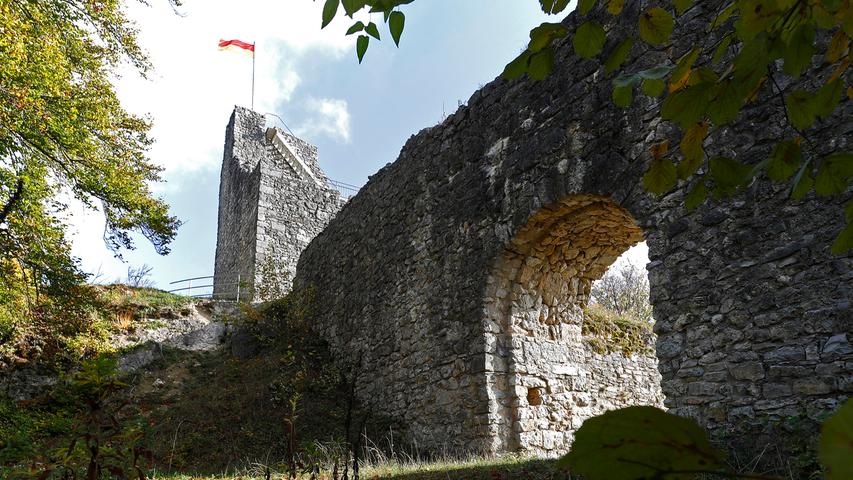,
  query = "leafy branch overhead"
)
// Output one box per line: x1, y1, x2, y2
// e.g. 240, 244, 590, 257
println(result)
319, 0, 853, 253
319, 0, 411, 63
1, 1, 182, 296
